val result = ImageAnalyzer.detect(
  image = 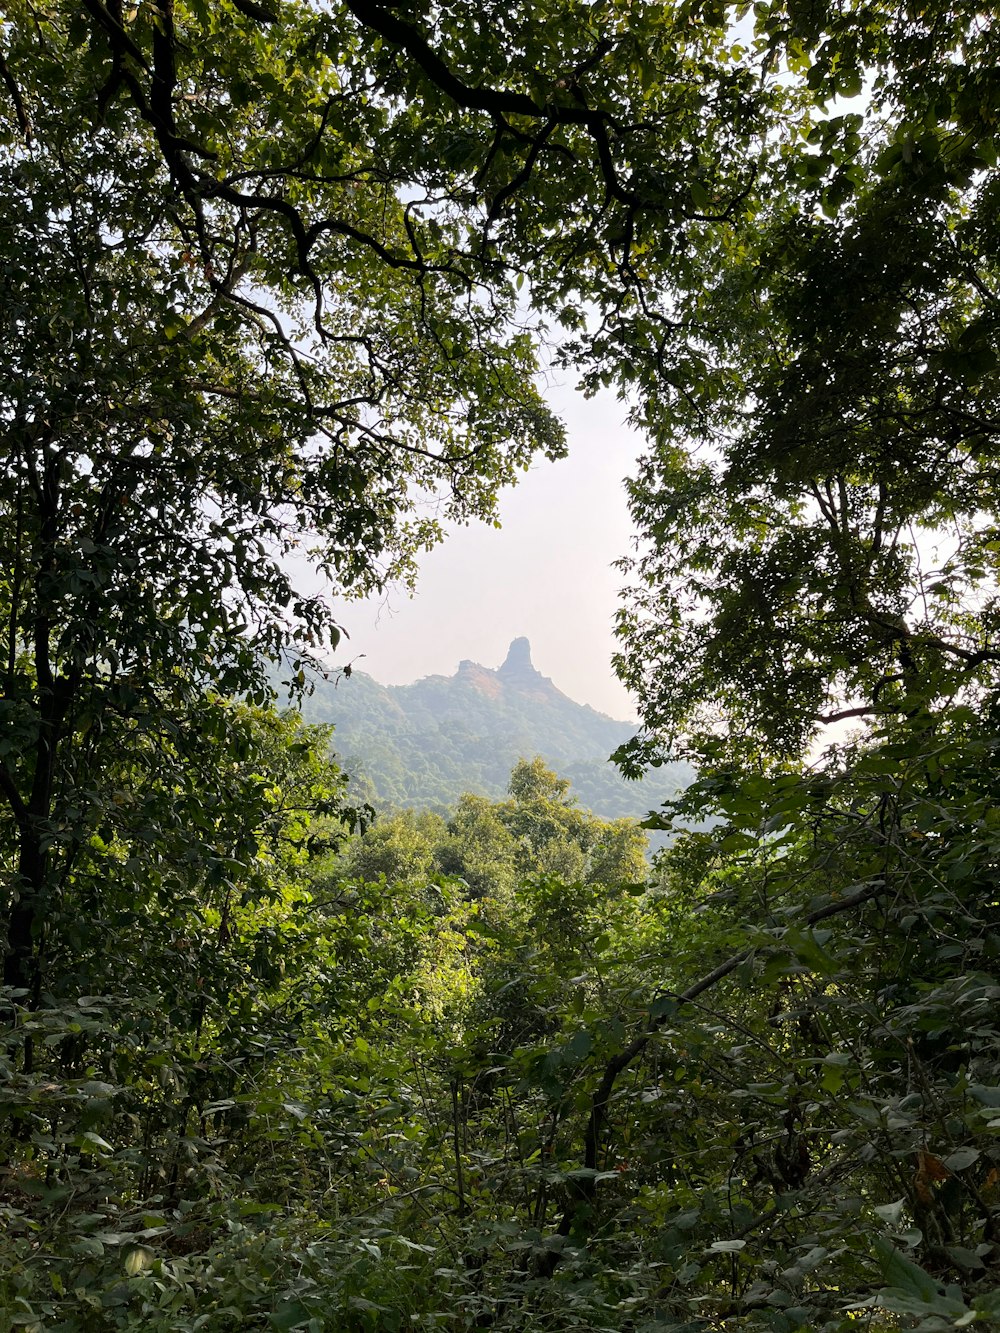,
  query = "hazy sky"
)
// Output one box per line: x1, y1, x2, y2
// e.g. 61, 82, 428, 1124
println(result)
330, 378, 646, 721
